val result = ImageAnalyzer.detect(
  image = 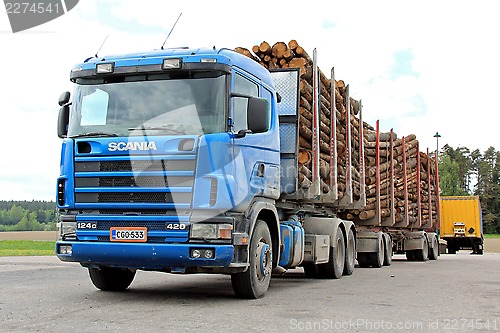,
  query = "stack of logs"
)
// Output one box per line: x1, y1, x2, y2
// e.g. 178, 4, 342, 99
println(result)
340, 131, 438, 225
236, 41, 363, 199
420, 152, 439, 227
235, 41, 438, 226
